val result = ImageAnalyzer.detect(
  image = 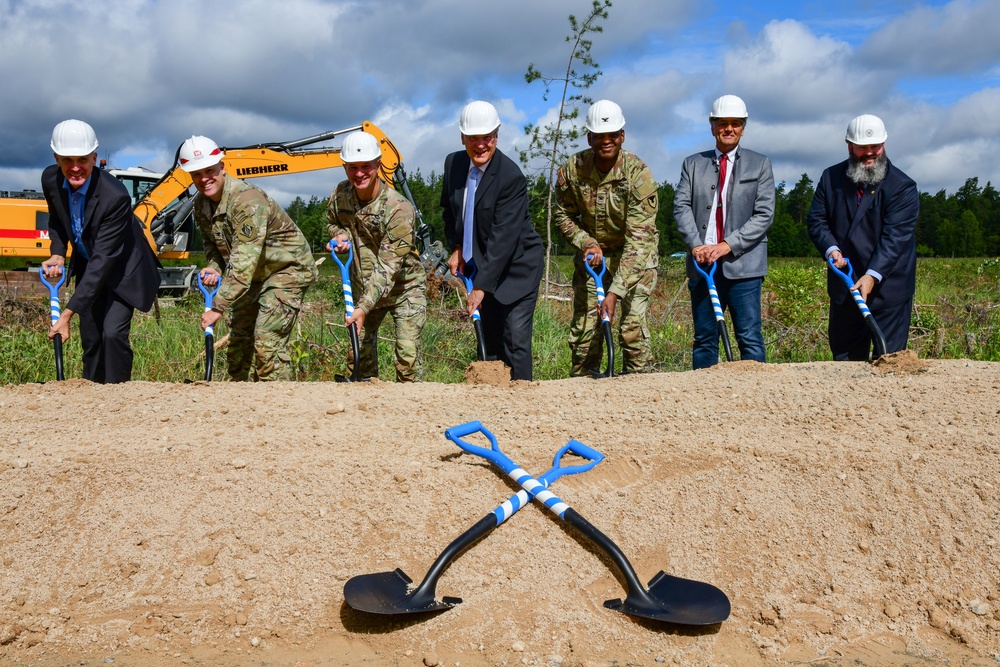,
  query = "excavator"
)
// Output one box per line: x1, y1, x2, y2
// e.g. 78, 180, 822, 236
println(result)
0, 121, 449, 295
